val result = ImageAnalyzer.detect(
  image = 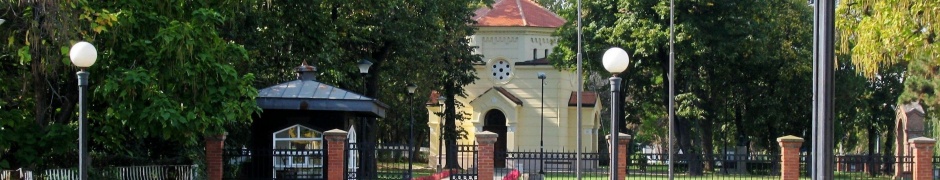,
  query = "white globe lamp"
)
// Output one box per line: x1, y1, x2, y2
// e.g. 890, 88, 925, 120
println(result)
70, 42, 98, 68
602, 46, 629, 180
602, 47, 630, 74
